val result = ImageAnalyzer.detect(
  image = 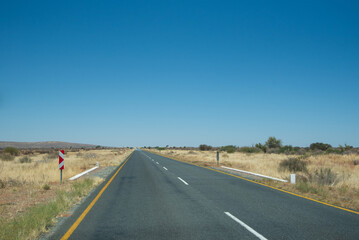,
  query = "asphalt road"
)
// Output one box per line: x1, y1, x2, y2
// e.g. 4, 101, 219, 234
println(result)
50, 150, 359, 240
